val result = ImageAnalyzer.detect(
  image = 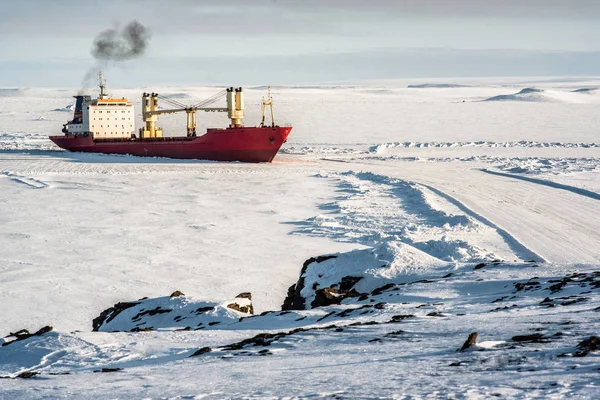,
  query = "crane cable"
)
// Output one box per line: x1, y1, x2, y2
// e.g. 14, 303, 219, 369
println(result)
192, 89, 227, 109
156, 94, 187, 109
